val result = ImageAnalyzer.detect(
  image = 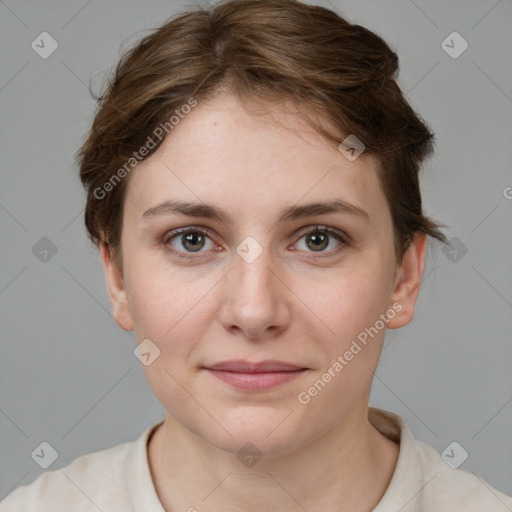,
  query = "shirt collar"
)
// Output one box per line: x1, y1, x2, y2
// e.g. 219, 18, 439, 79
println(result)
369, 407, 428, 511
125, 419, 166, 512
125, 408, 426, 512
